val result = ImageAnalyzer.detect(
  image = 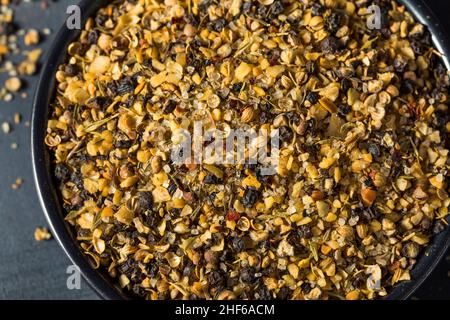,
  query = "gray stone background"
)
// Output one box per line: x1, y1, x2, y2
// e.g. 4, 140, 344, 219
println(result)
0, 0, 449, 300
